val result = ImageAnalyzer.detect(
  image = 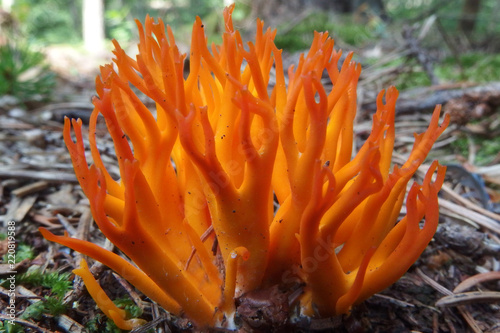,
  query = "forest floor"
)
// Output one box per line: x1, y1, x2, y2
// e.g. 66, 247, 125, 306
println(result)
1, 45, 500, 333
